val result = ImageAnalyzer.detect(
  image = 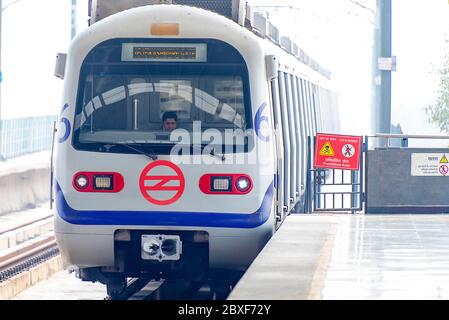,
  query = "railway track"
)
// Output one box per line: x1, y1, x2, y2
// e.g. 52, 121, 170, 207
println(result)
106, 272, 241, 300
1, 215, 239, 300
106, 278, 213, 300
